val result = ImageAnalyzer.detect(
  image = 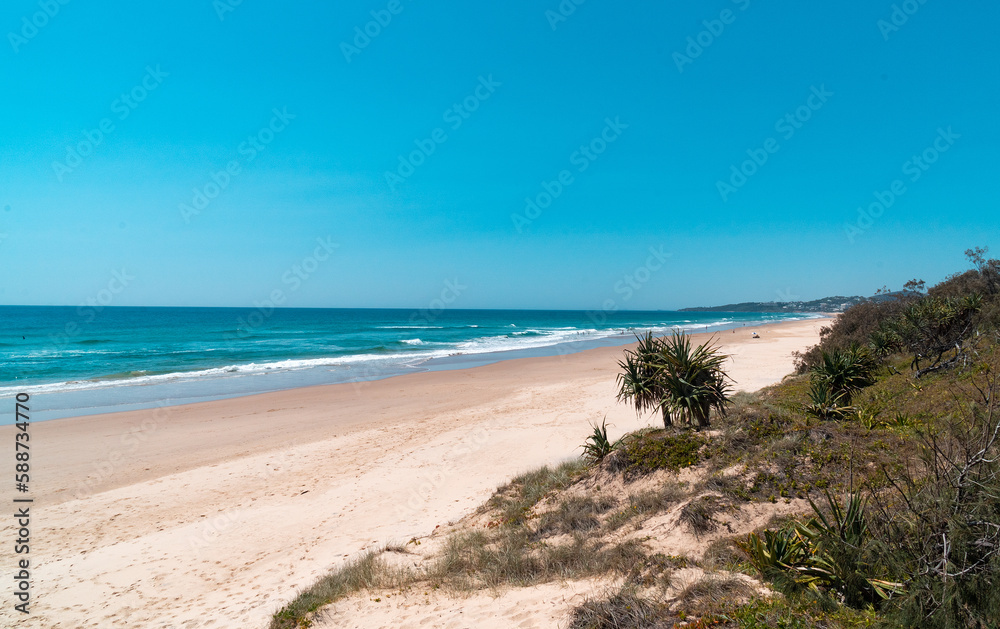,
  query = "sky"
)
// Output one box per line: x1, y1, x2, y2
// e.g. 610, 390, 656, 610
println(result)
1, 0, 997, 310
